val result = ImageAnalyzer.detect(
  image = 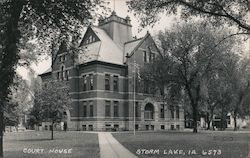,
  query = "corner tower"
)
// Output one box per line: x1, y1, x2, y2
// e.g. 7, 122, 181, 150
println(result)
98, 11, 133, 49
